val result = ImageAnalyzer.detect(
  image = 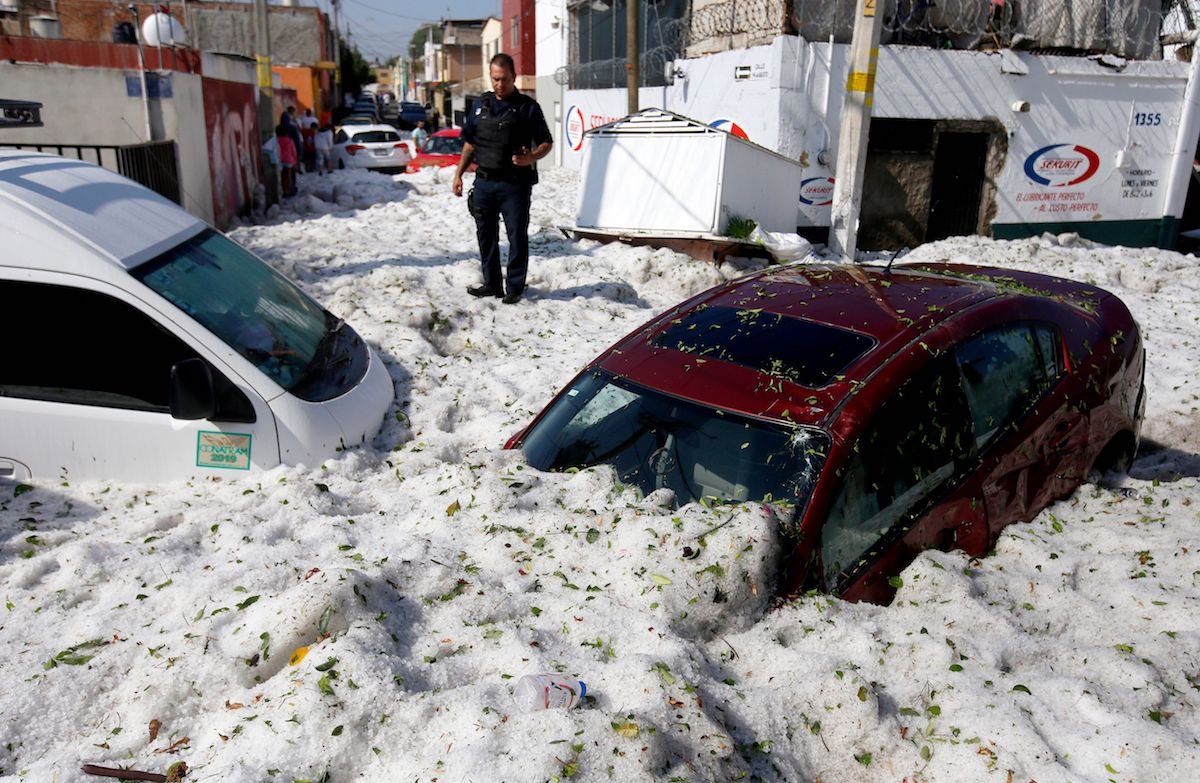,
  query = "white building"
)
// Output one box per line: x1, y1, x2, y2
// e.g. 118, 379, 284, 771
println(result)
540, 0, 1199, 249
